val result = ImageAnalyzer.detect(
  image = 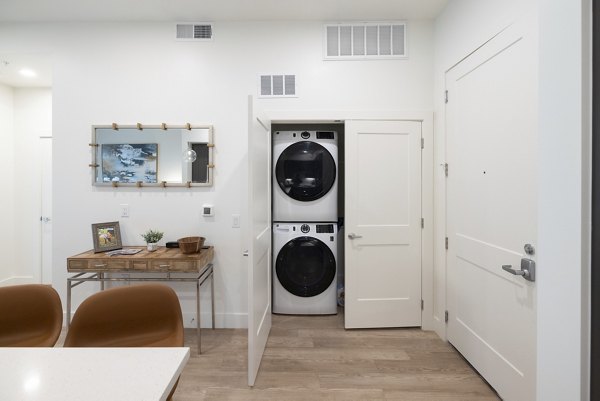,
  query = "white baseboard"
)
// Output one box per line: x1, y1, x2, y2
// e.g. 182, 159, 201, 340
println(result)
0, 276, 35, 286
63, 311, 248, 329
181, 312, 248, 329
